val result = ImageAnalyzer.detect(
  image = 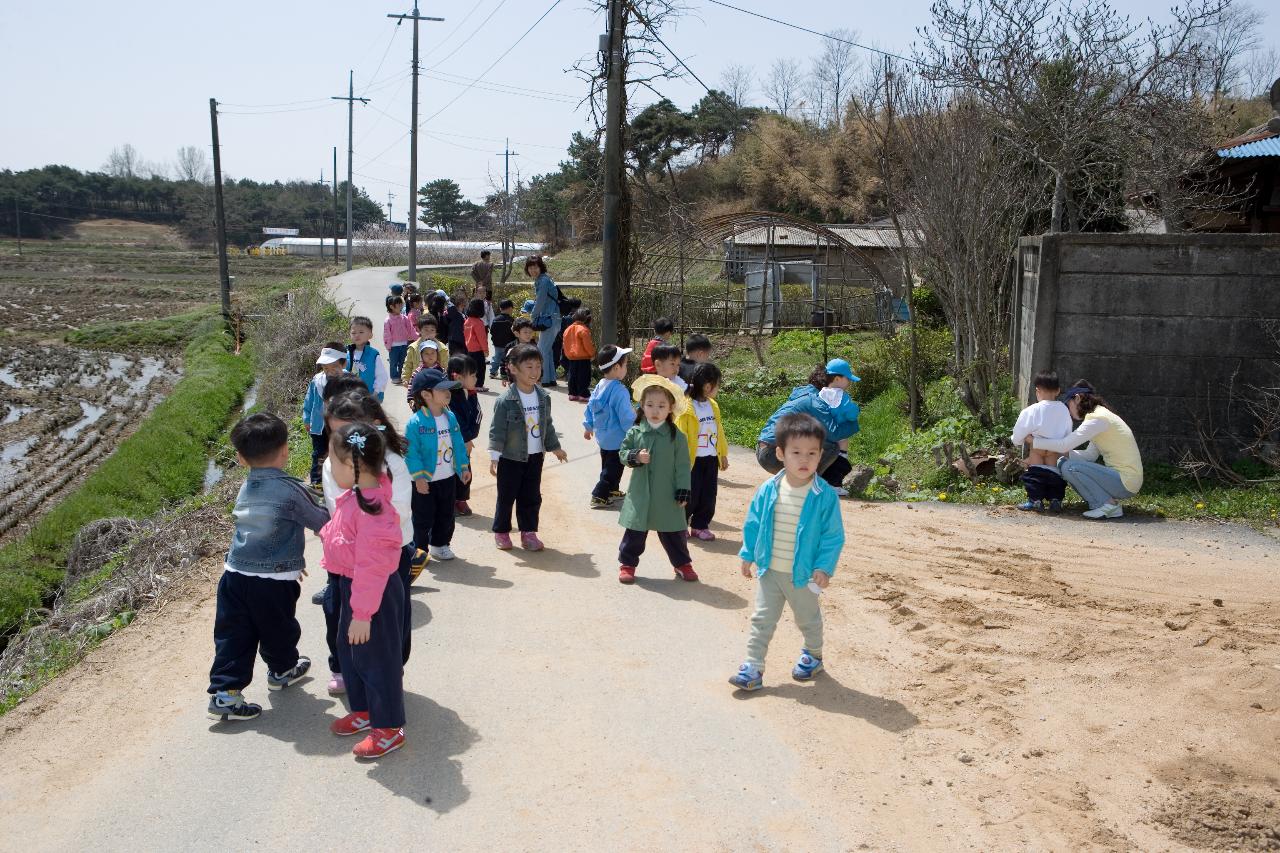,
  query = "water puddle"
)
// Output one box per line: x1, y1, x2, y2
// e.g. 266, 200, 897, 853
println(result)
0, 369, 18, 388
202, 458, 226, 493
242, 382, 259, 412
59, 401, 108, 441
2, 405, 31, 425
0, 436, 37, 483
